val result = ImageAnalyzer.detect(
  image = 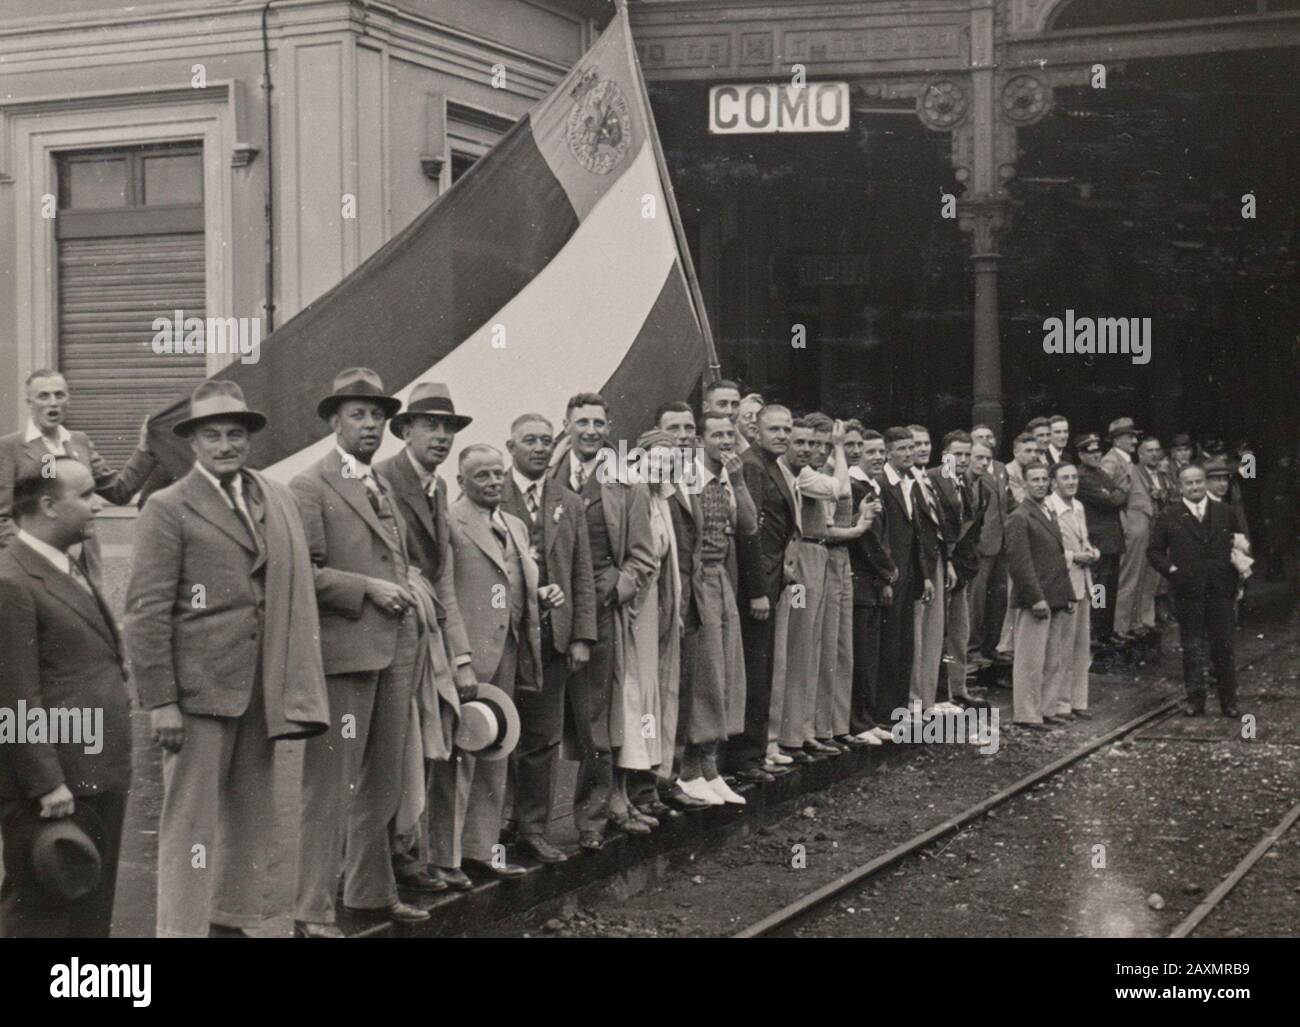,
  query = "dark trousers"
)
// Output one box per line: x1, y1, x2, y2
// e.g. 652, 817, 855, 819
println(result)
875, 572, 915, 726
512, 644, 571, 840
728, 592, 778, 770
1174, 589, 1238, 708
849, 603, 883, 735
0, 790, 127, 938
1093, 553, 1120, 637
972, 550, 1008, 656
